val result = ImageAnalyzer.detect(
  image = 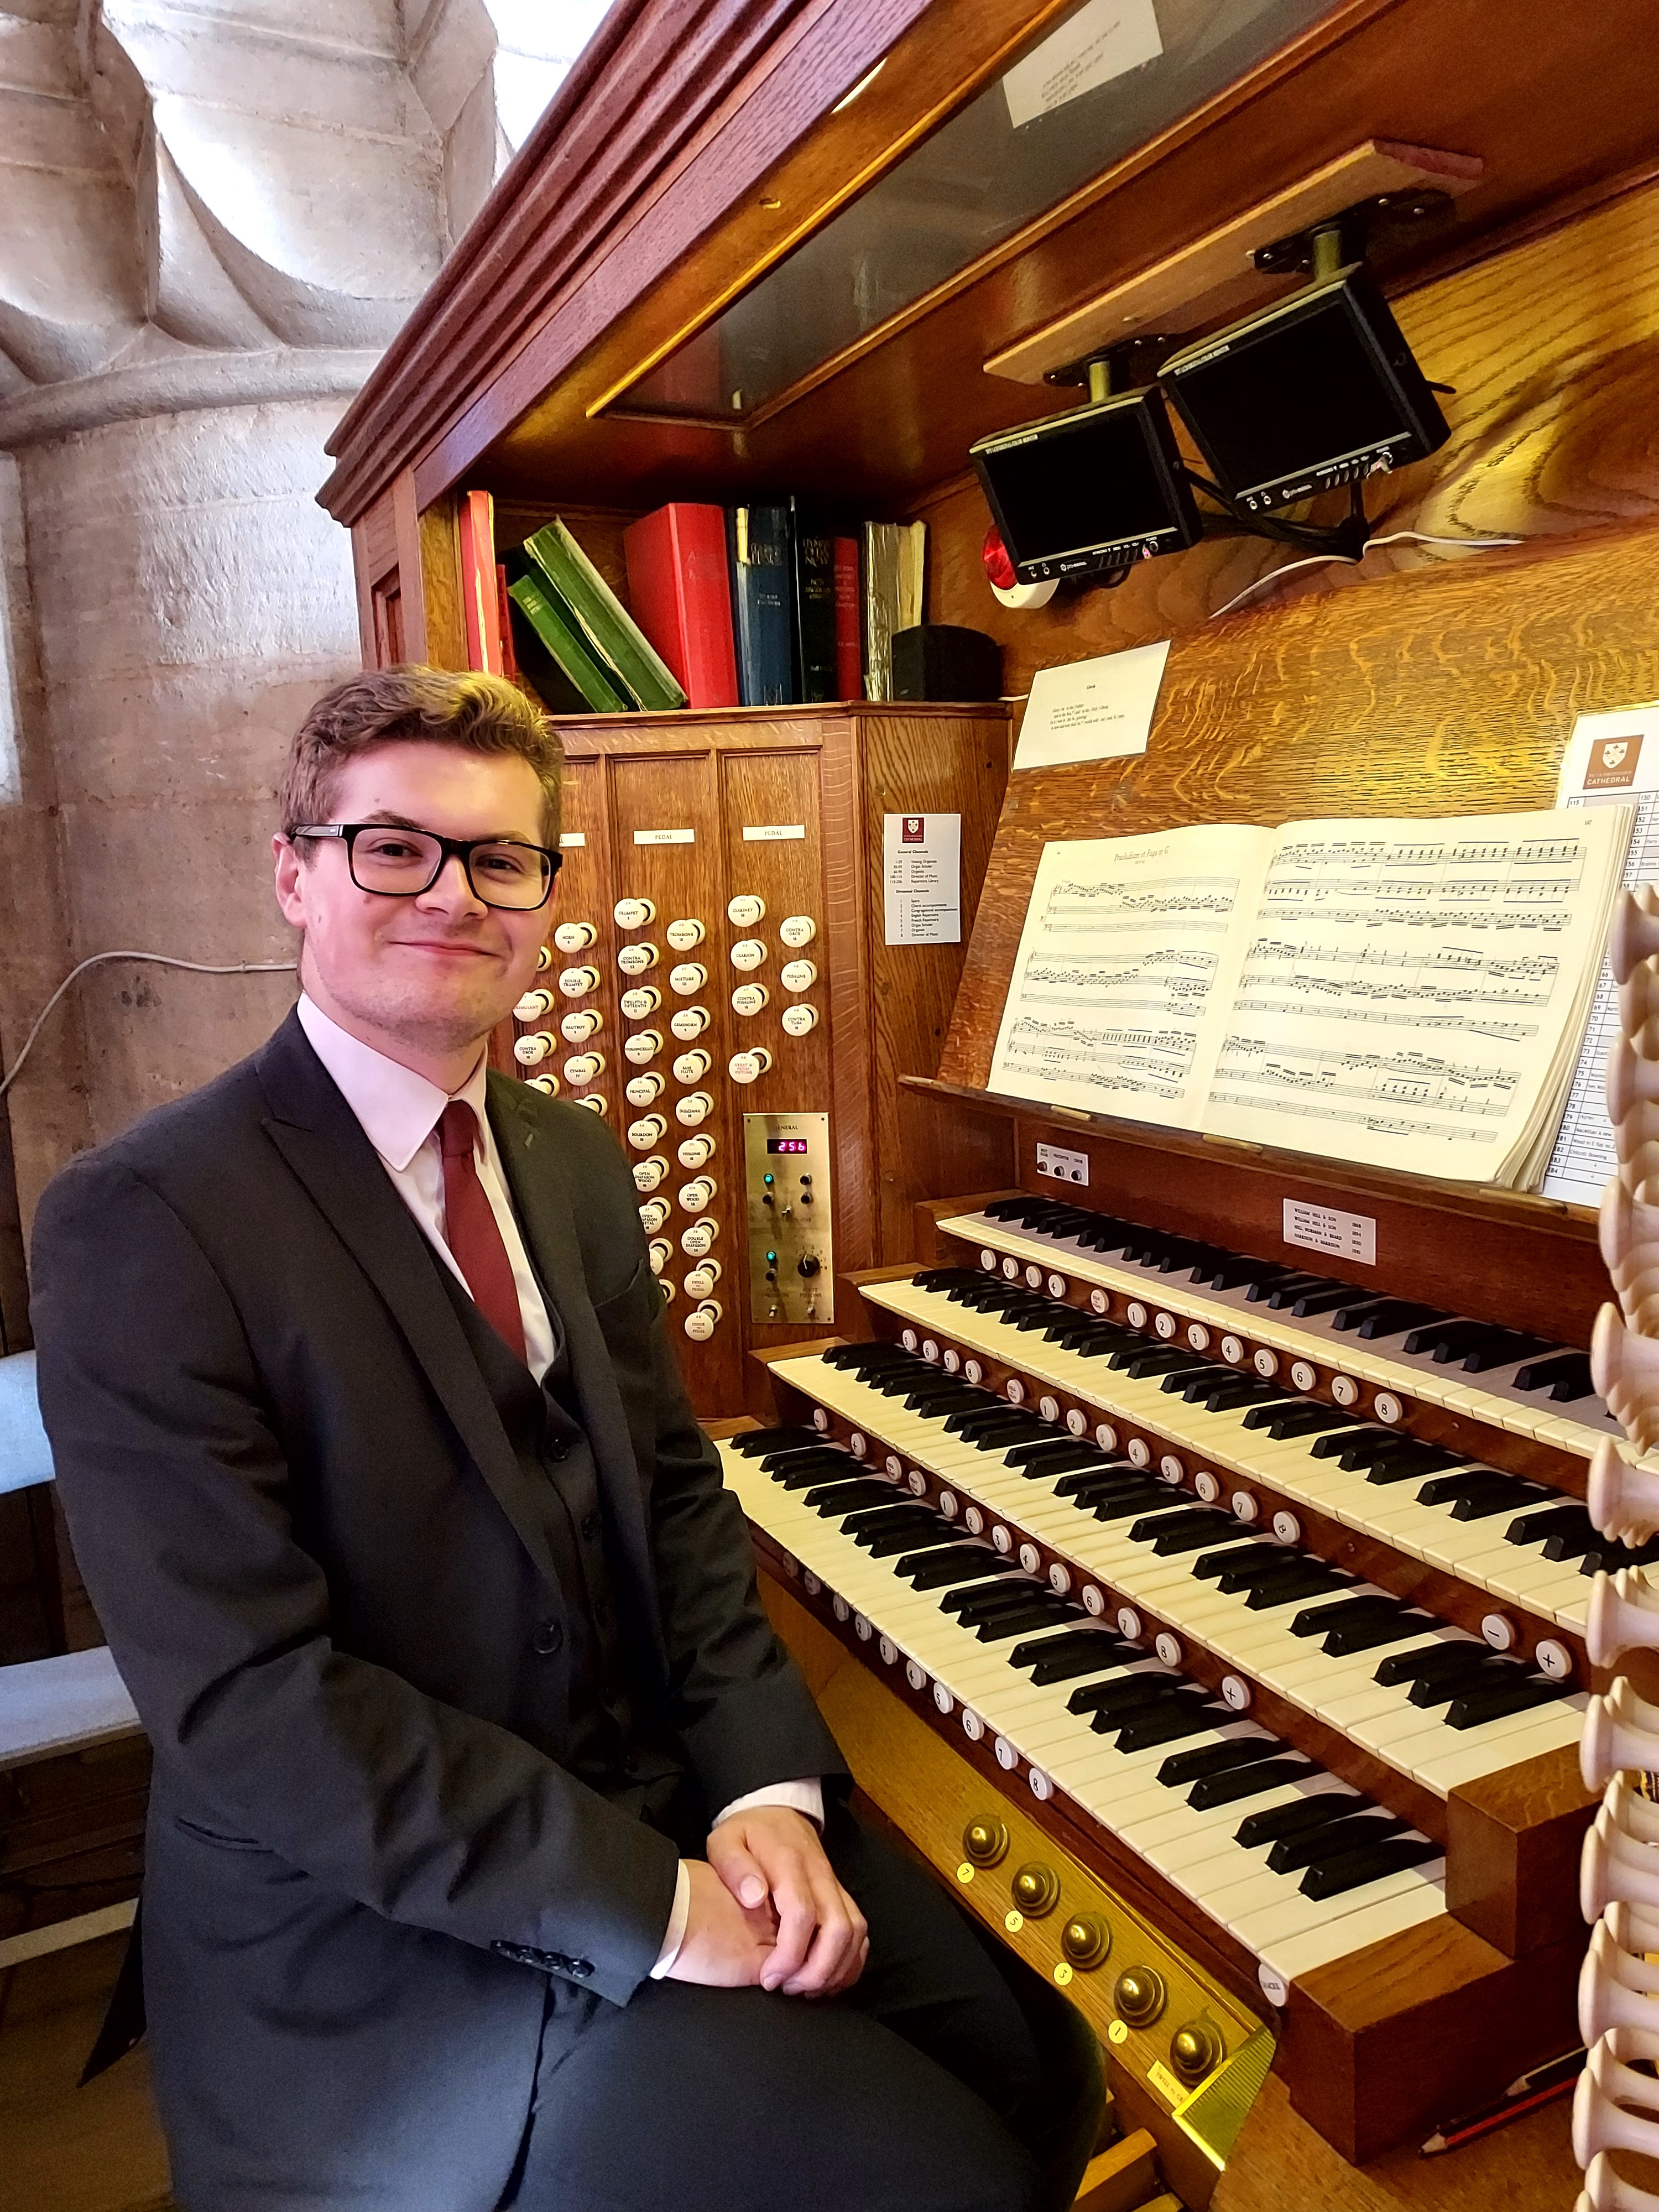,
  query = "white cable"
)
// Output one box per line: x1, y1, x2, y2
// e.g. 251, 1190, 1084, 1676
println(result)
1210, 554, 1357, 619
1208, 527, 1527, 621
0, 952, 296, 1100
